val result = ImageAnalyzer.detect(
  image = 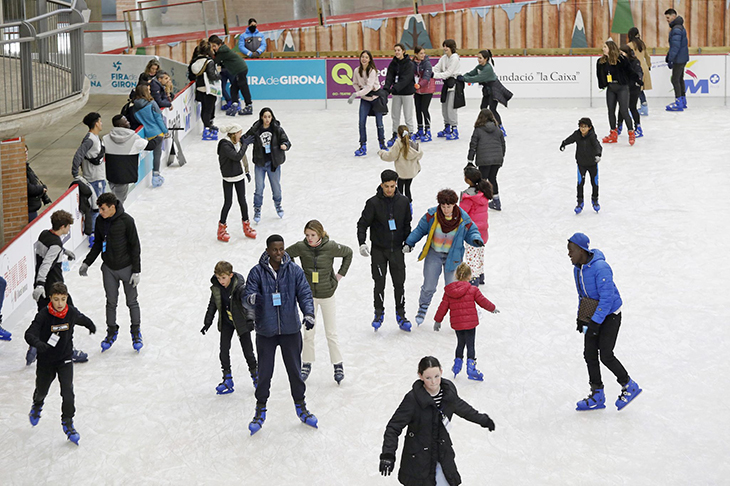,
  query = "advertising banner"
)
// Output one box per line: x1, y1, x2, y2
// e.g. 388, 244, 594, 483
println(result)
246, 59, 326, 100
0, 186, 83, 318
646, 55, 725, 98
85, 54, 191, 96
